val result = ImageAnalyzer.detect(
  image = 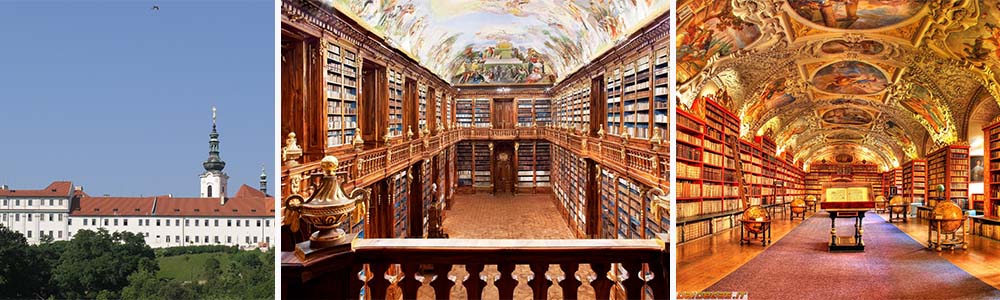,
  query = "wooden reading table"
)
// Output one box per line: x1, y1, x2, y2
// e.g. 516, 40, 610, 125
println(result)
820, 184, 875, 252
